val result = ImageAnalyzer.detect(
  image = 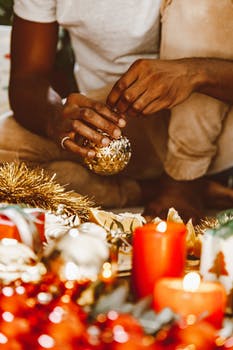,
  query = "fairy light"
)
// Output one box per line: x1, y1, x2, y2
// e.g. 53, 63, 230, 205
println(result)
2, 311, 14, 322
0, 333, 8, 344
48, 307, 64, 324
16, 286, 25, 295
107, 310, 118, 321
113, 325, 129, 343
2, 286, 14, 297
65, 280, 75, 289
37, 334, 55, 349
101, 262, 112, 280
37, 292, 52, 305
